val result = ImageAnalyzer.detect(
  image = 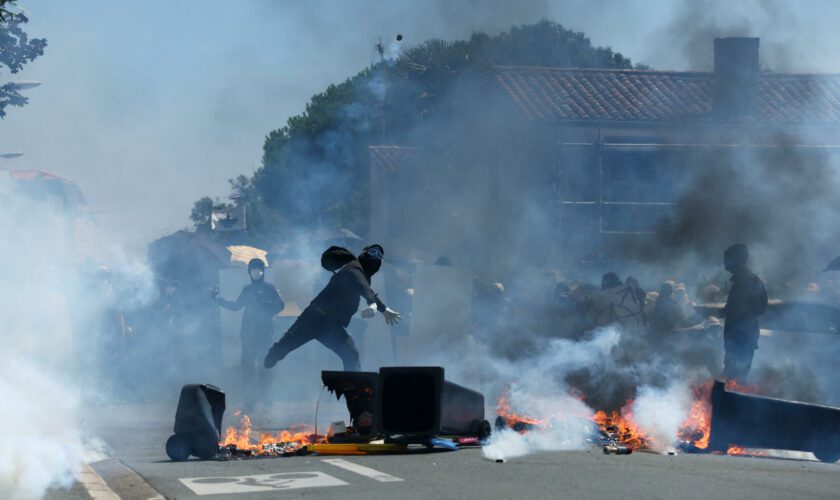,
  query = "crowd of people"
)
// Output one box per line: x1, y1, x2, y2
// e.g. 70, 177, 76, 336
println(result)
76, 240, 829, 405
